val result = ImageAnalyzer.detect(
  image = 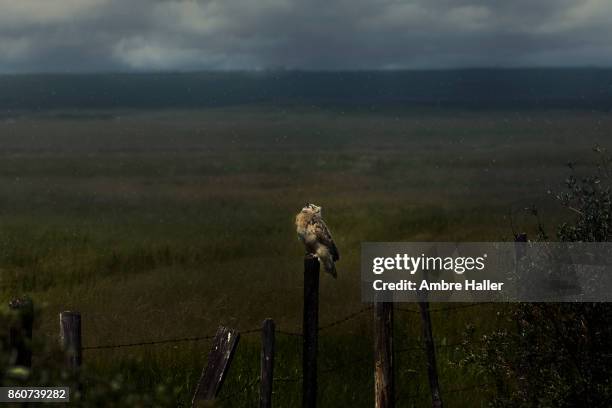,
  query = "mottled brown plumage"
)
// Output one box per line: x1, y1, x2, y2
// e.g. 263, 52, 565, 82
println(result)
295, 203, 339, 278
